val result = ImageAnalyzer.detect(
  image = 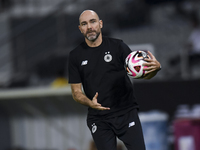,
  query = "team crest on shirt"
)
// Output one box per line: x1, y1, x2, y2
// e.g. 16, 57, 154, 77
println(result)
104, 51, 112, 62
92, 123, 97, 133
